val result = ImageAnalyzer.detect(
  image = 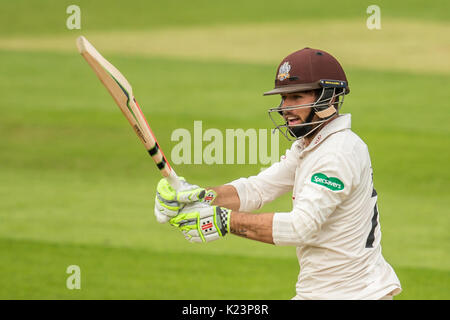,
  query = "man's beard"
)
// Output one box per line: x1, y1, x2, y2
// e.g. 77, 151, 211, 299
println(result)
288, 124, 314, 138
287, 109, 316, 138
